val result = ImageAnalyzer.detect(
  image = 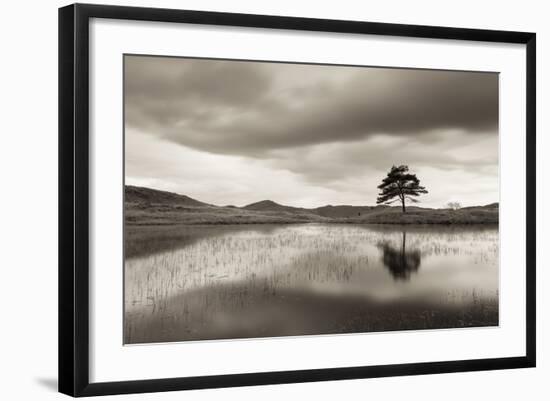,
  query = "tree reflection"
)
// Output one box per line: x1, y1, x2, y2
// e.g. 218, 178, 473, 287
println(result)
378, 231, 421, 281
